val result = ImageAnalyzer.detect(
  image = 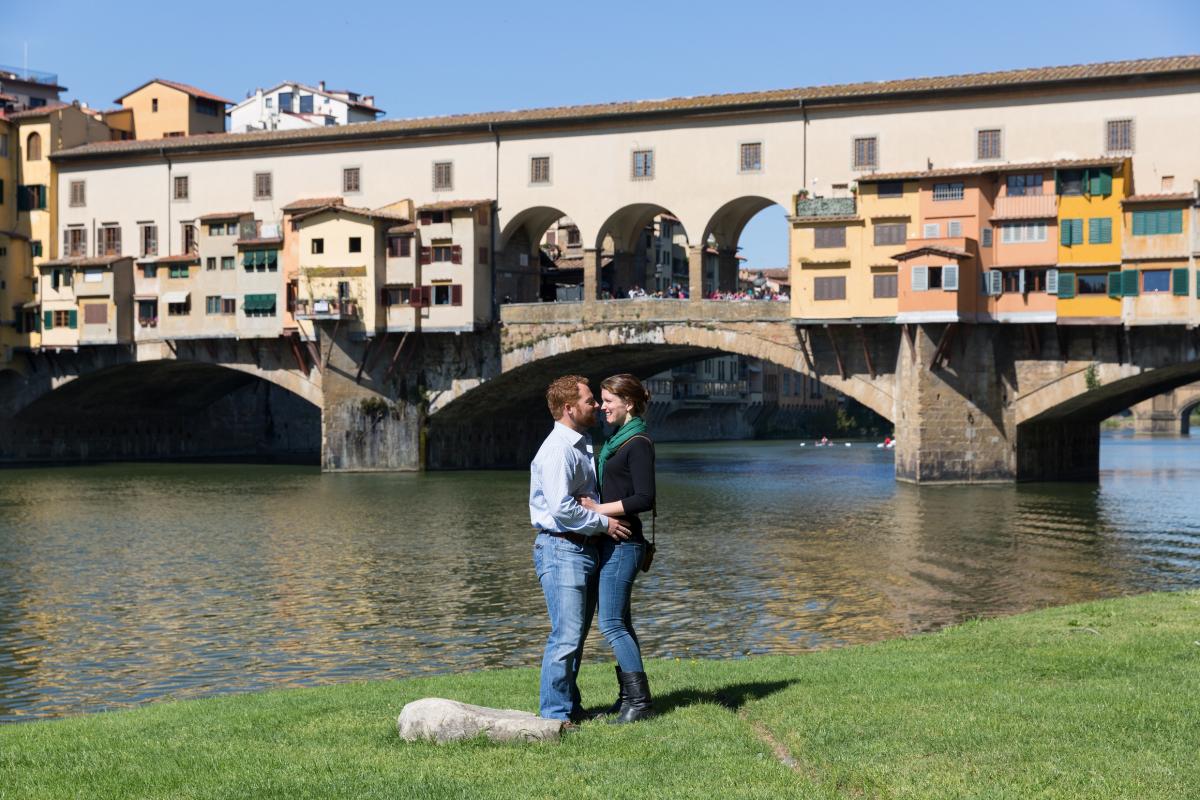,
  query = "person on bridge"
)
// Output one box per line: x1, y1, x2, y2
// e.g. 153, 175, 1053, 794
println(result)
529, 375, 631, 724
580, 374, 658, 724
